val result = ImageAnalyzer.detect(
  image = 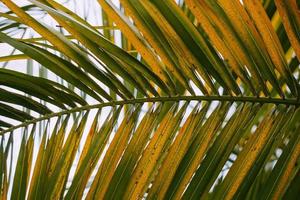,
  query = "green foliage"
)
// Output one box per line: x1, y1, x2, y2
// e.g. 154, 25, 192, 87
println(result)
0, 0, 299, 199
